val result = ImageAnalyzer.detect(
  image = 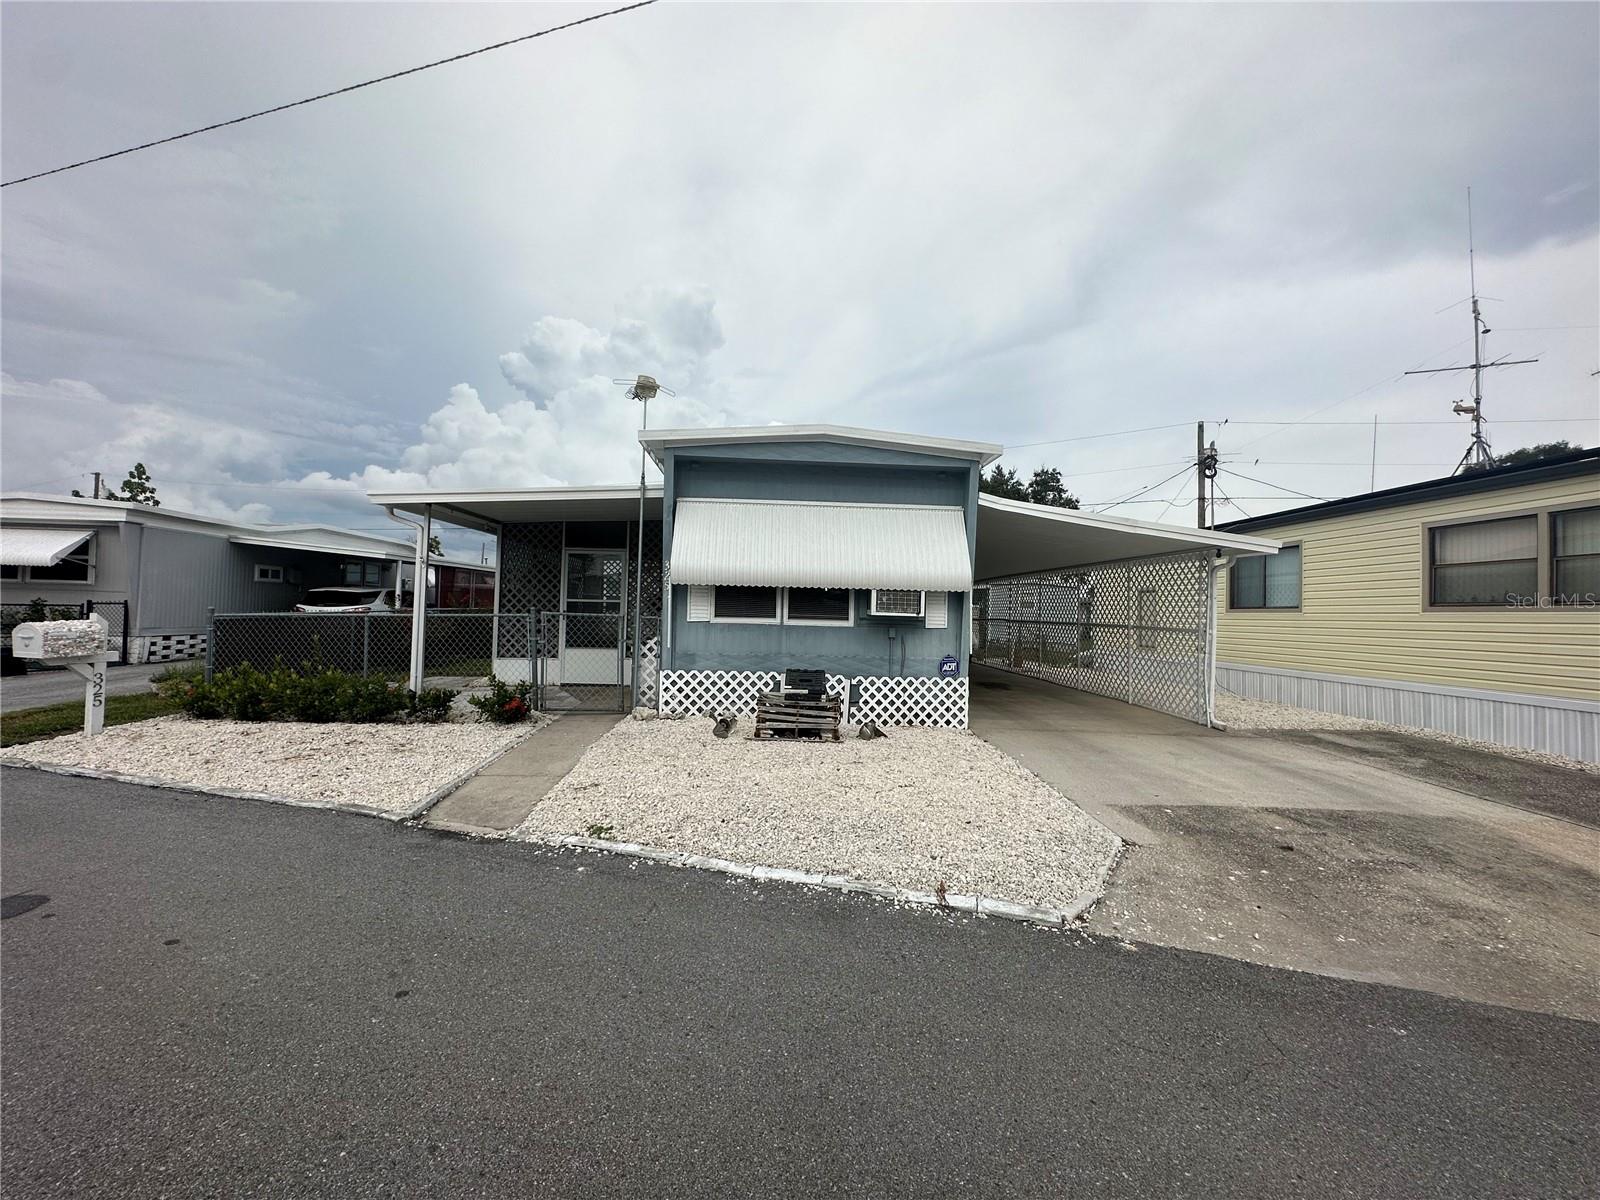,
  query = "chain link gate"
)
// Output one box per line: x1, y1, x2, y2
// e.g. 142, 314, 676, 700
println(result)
532, 611, 661, 713
972, 548, 1214, 724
